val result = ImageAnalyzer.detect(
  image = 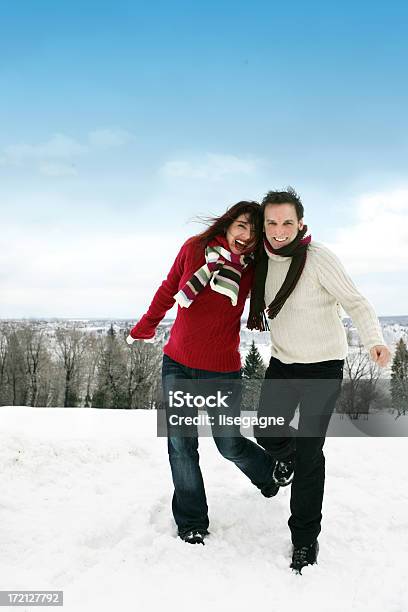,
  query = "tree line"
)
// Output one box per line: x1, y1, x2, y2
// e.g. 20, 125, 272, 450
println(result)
0, 322, 161, 409
0, 322, 407, 416
241, 339, 408, 418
